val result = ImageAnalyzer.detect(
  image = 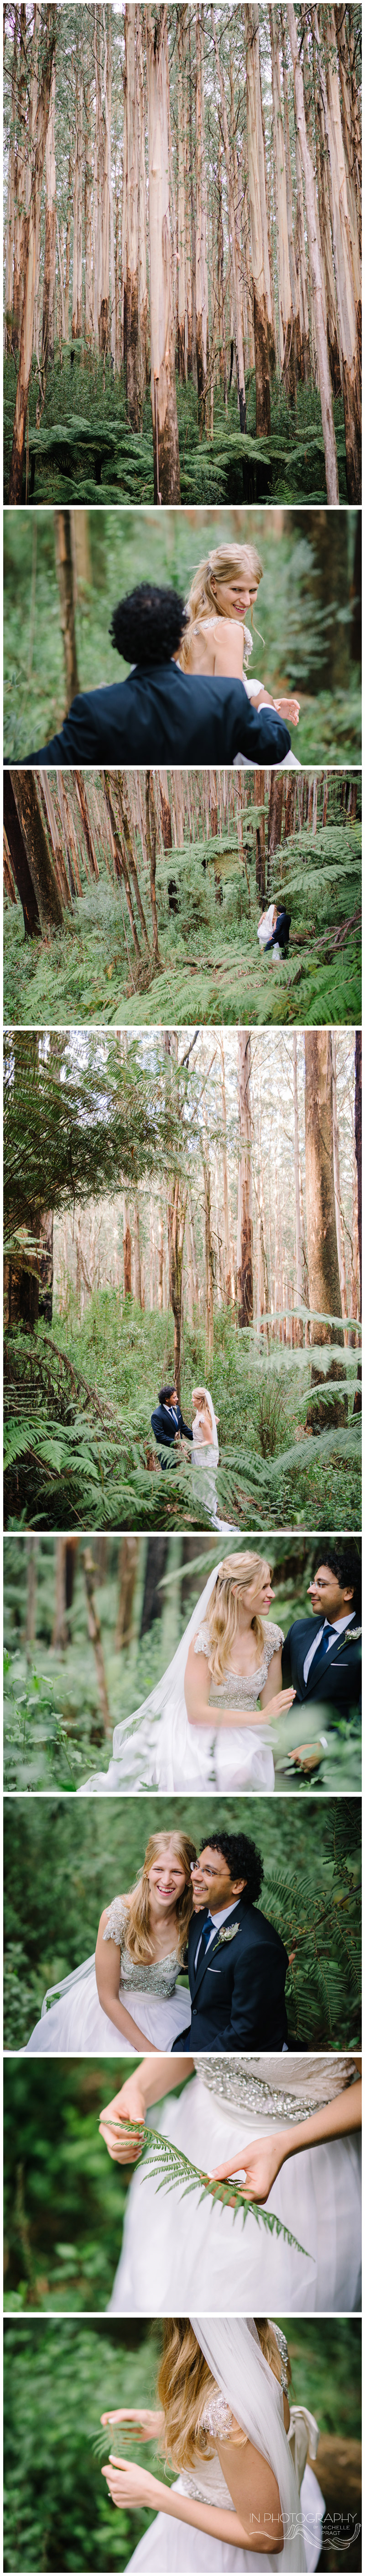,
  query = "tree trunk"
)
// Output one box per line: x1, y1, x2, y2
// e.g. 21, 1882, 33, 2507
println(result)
145, 771, 162, 962
177, 6, 188, 379
212, 11, 246, 428
293, 1033, 303, 1345
355, 1031, 361, 1317
124, 2, 140, 418
123, 1195, 132, 1297
38, 1205, 53, 1322
52, 1536, 78, 1647
42, 54, 56, 371
3, 773, 41, 938
25, 1534, 38, 1656
5, 3, 18, 350
39, 770, 74, 907
246, 4, 271, 434
140, 1535, 169, 1634
167, 1170, 188, 1397
9, 771, 64, 934
74, 773, 99, 881
115, 776, 150, 949
237, 1031, 253, 1328
287, 3, 339, 502
304, 1031, 347, 1426
203, 1144, 214, 1359
267, 772, 283, 856
54, 512, 79, 706
72, 35, 83, 342
146, 7, 180, 503
195, 5, 209, 409
315, 5, 361, 500
83, 1548, 111, 1733
133, 1197, 142, 1306
270, 7, 296, 403
115, 1535, 140, 1648
8, 9, 57, 502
